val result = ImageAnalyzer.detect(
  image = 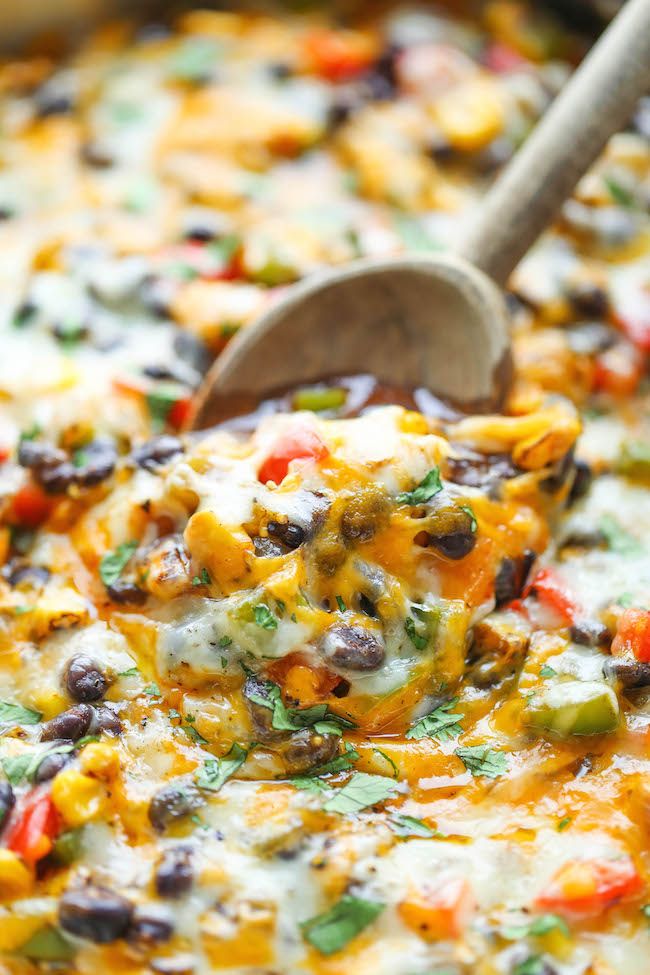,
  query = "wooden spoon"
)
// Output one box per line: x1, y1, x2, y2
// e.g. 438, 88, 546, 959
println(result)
190, 0, 650, 429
